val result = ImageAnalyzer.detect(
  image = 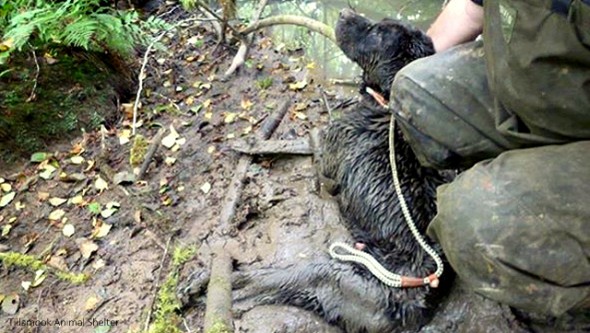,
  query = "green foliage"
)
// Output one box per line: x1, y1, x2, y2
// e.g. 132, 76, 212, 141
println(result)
0, 0, 170, 63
